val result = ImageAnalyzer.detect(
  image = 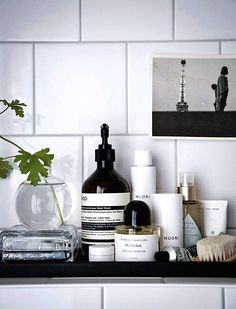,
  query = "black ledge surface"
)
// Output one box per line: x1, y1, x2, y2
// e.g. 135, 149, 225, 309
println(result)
0, 262, 235, 278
